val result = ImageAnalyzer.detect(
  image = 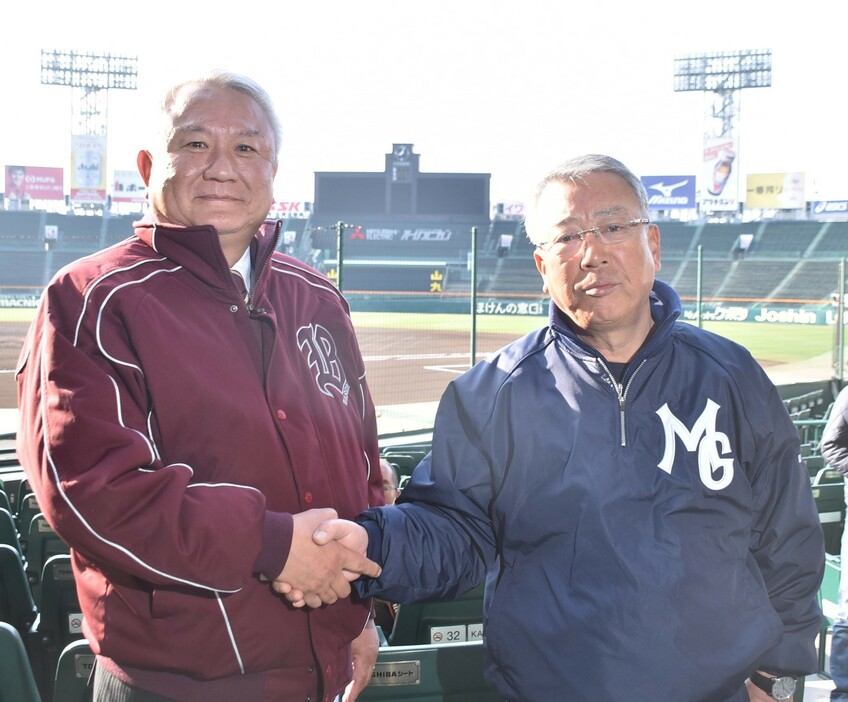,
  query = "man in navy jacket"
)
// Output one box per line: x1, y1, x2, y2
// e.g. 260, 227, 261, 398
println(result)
295, 154, 824, 702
